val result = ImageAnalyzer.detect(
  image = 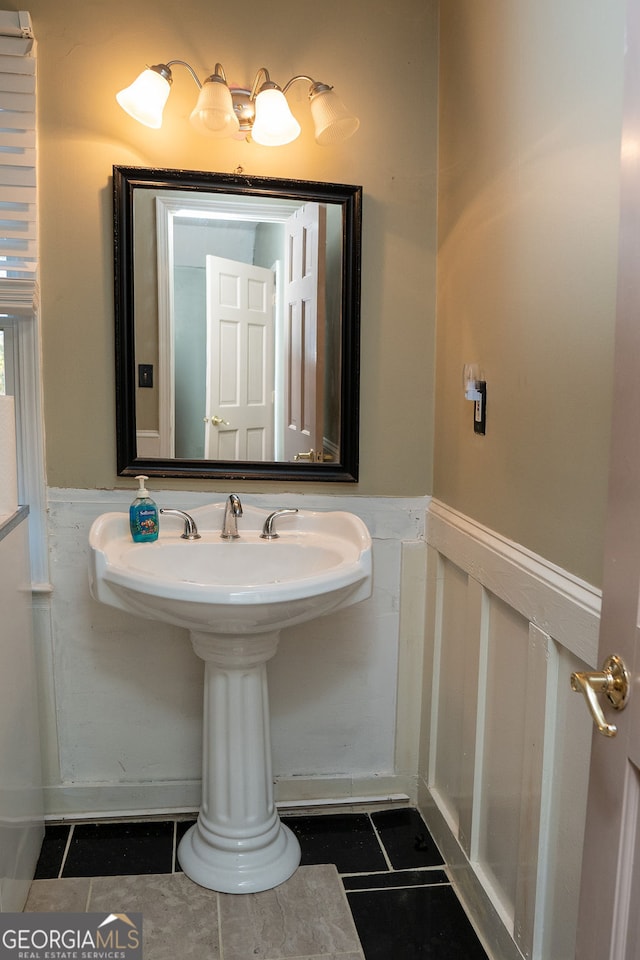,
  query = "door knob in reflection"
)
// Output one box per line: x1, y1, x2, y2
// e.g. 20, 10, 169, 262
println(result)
203, 415, 230, 426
